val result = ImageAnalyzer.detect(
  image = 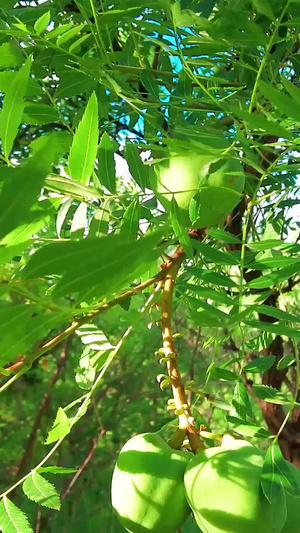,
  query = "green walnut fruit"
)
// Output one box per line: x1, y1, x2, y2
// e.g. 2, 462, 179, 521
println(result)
184, 436, 286, 533
152, 153, 244, 229
281, 460, 300, 533
111, 432, 191, 533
